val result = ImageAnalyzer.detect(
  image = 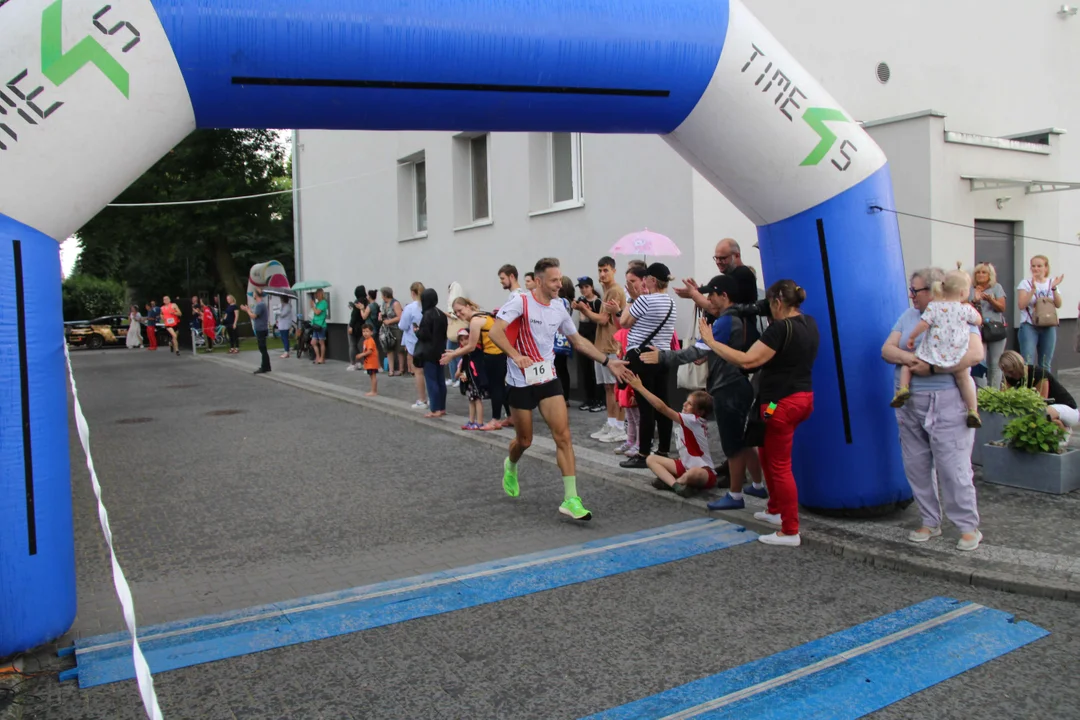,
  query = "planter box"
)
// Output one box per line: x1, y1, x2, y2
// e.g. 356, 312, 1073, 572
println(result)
972, 414, 1015, 467
981, 444, 1080, 494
